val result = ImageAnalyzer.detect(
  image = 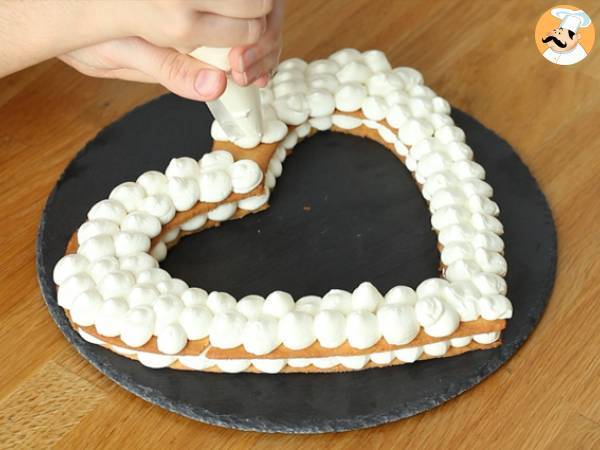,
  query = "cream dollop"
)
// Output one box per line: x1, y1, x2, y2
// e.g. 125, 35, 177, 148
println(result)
279, 311, 316, 349
206, 291, 237, 314
71, 289, 103, 326
153, 293, 184, 335
478, 294, 513, 320
140, 195, 176, 224
352, 282, 383, 312
109, 182, 146, 213
156, 323, 187, 354
263, 291, 294, 318
346, 311, 381, 349
98, 270, 135, 299
168, 177, 200, 211
113, 231, 150, 257
53, 254, 89, 285
207, 202, 237, 221
229, 160, 263, 194
314, 310, 346, 348
136, 171, 168, 196
209, 311, 247, 348
120, 306, 155, 347
199, 150, 234, 172
242, 315, 280, 355
236, 295, 265, 319
199, 170, 232, 203
180, 214, 207, 232
165, 157, 201, 179
321, 289, 352, 314
95, 297, 128, 337
384, 286, 417, 305
77, 234, 116, 261
377, 304, 420, 345
335, 82, 367, 112
120, 212, 161, 238
88, 199, 127, 223
179, 305, 213, 340
127, 283, 160, 308
78, 219, 120, 245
